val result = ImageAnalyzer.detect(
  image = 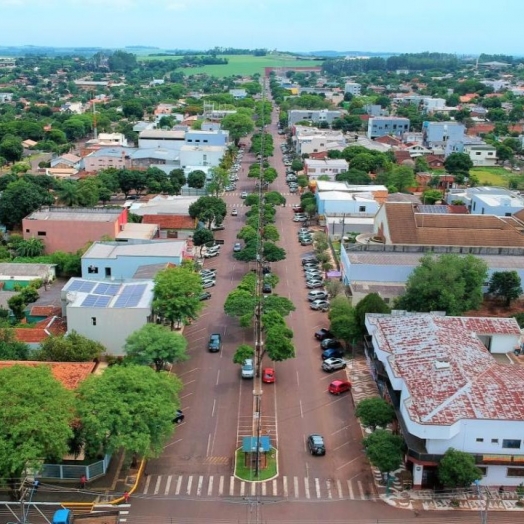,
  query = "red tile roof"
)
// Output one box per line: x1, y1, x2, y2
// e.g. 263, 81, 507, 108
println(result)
14, 316, 67, 344
142, 215, 196, 230
0, 361, 96, 389
30, 305, 62, 317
